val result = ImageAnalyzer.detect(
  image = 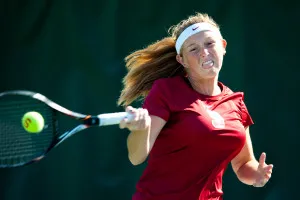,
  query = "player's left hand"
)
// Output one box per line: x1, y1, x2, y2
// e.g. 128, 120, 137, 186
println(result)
253, 152, 273, 187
